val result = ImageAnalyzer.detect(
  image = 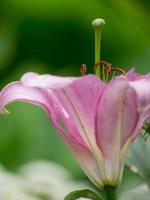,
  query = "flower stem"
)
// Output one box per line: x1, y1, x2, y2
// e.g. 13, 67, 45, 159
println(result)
92, 18, 105, 77
104, 186, 117, 200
